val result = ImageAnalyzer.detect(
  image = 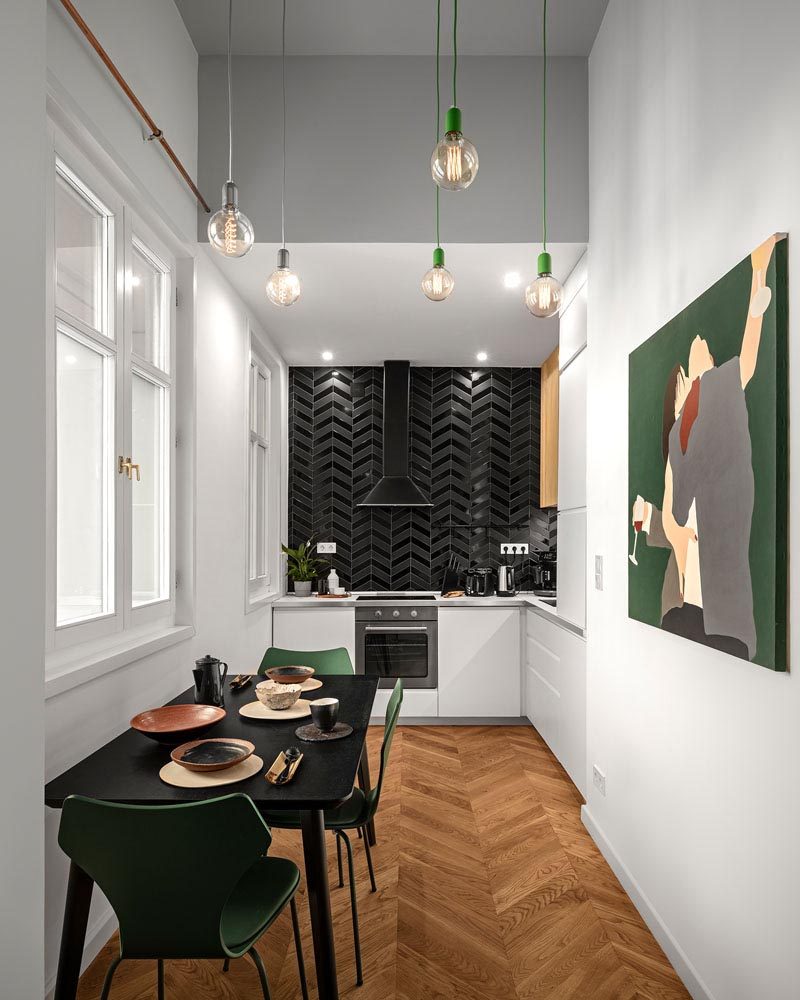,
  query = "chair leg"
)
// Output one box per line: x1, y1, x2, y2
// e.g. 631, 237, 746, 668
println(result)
356, 826, 363, 839
100, 955, 123, 1000
336, 829, 344, 888
157, 959, 165, 1000
222, 957, 230, 972
290, 896, 310, 1000
361, 826, 377, 893
248, 947, 272, 1000
340, 830, 363, 987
